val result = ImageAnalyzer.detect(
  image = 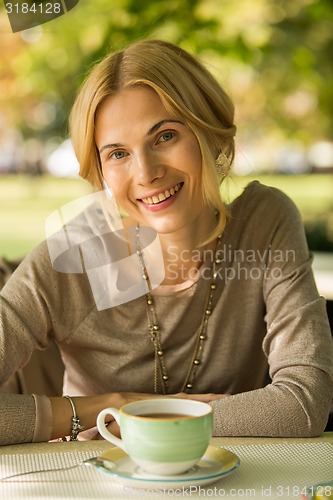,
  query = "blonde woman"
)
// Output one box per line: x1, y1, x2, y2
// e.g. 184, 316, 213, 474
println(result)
0, 40, 332, 445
